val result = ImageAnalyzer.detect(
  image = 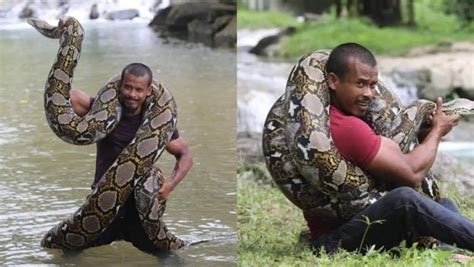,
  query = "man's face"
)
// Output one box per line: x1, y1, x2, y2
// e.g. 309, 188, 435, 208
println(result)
119, 71, 152, 116
327, 57, 378, 117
